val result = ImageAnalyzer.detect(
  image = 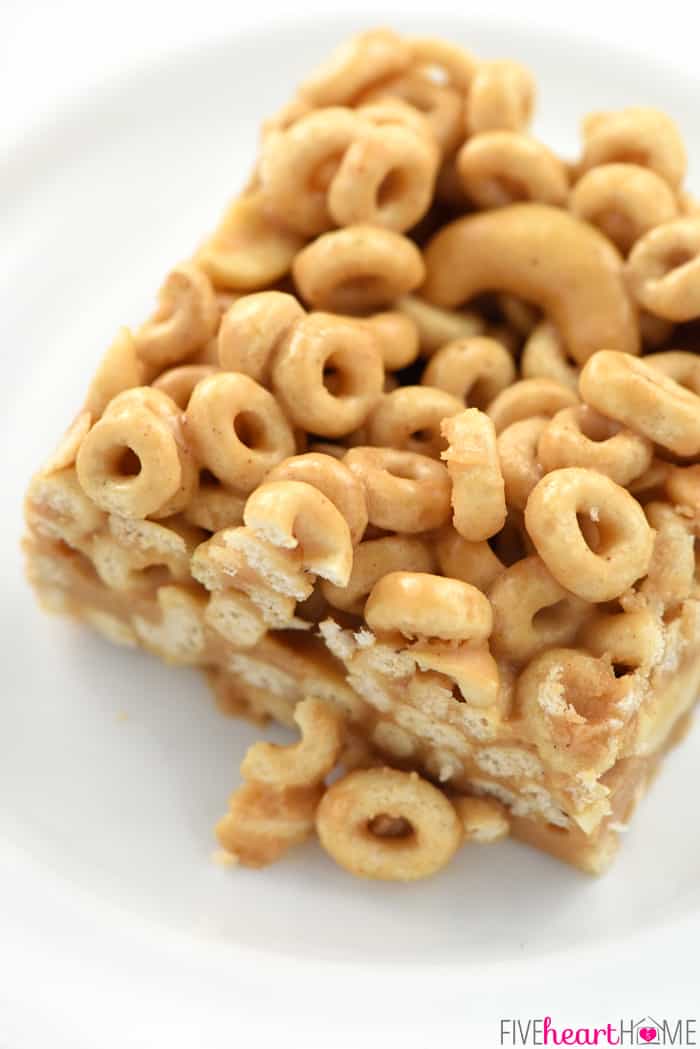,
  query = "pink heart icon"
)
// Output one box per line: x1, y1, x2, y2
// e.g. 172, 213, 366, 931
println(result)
639, 1029, 656, 1043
